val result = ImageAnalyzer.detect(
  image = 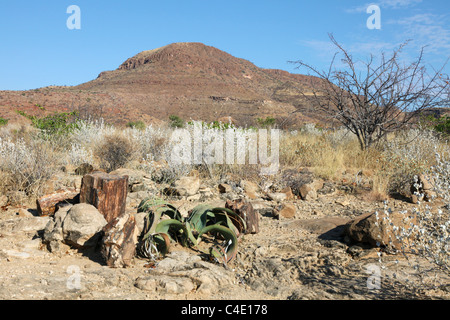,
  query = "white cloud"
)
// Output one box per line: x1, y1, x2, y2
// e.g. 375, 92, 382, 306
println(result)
390, 13, 450, 53
346, 0, 422, 13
